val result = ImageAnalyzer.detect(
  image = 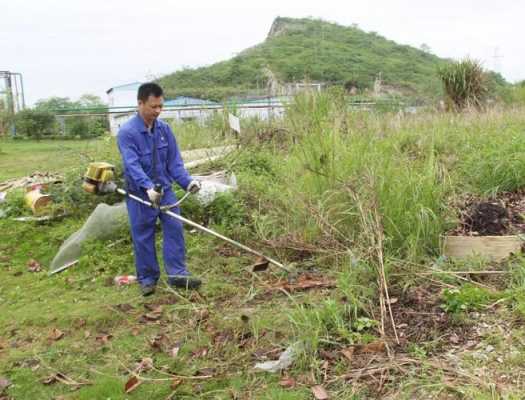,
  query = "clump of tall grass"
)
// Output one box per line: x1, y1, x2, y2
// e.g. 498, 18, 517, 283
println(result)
262, 93, 525, 262
169, 113, 235, 150
438, 58, 488, 111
